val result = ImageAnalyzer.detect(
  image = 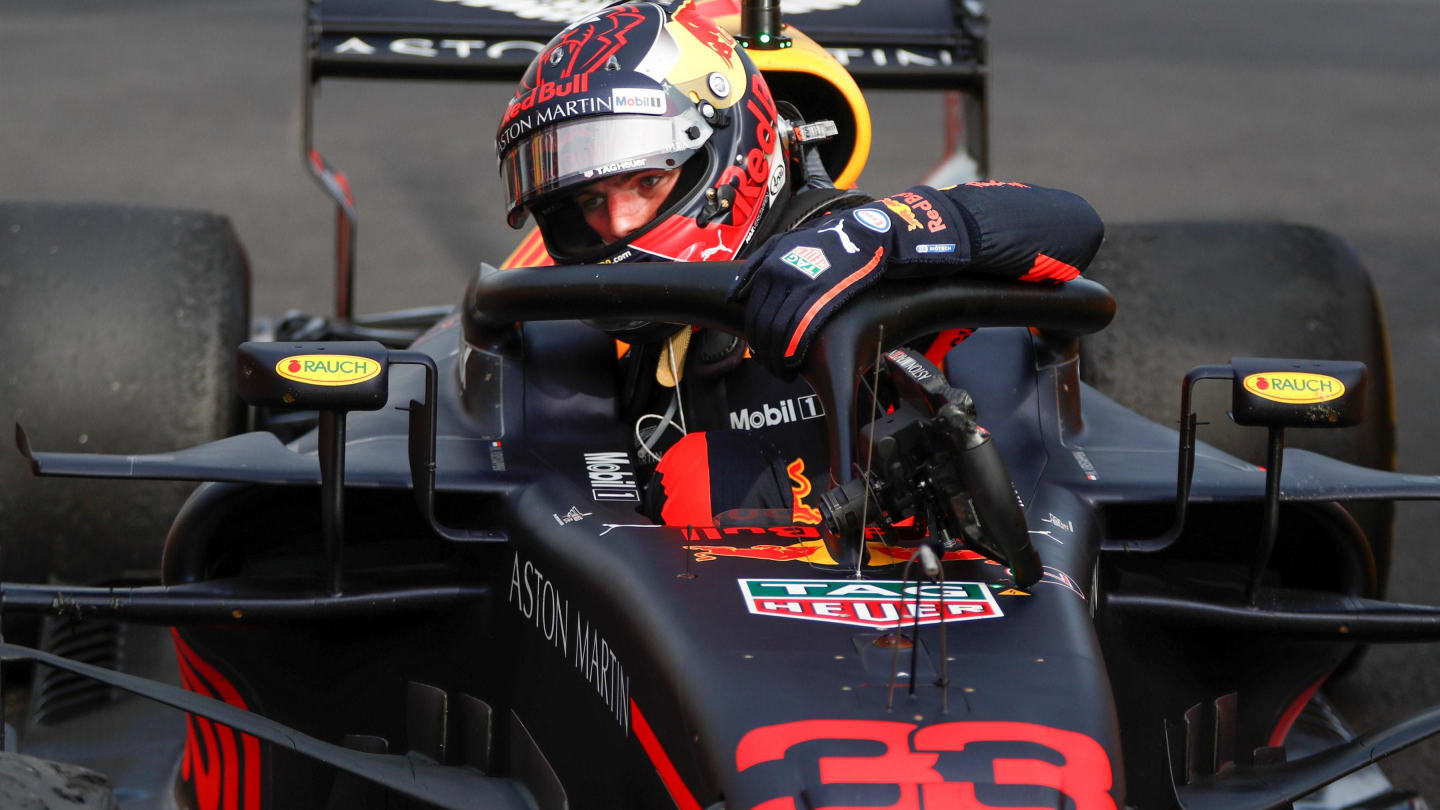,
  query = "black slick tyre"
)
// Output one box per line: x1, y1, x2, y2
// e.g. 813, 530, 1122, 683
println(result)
0, 751, 118, 809
0, 202, 251, 586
